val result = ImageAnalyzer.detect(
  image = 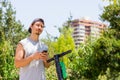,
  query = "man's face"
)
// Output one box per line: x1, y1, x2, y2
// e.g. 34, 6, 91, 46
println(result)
31, 21, 44, 35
